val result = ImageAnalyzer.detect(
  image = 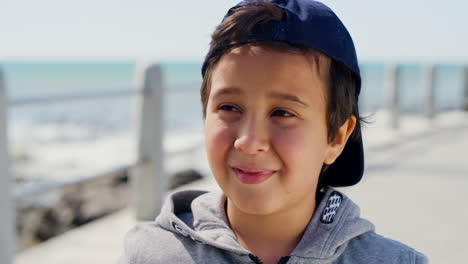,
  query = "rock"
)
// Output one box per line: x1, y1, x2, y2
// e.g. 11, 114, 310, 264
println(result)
15, 168, 203, 251
15, 172, 130, 251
